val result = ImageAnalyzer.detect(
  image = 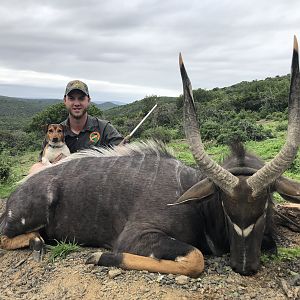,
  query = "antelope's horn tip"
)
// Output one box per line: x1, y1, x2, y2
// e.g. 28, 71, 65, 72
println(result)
294, 35, 298, 53
179, 52, 183, 66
